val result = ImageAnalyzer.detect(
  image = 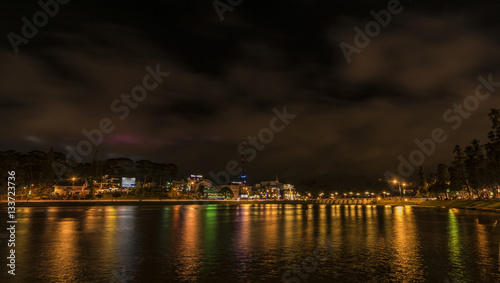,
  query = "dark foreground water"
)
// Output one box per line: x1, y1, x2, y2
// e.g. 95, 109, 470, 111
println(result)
1, 204, 500, 282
